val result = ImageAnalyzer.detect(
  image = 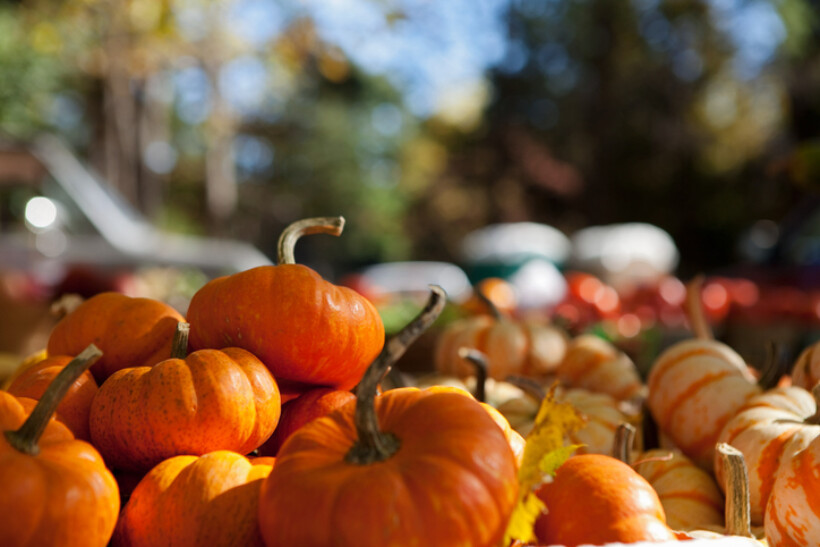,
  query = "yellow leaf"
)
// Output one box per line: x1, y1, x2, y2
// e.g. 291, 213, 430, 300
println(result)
503, 384, 585, 545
